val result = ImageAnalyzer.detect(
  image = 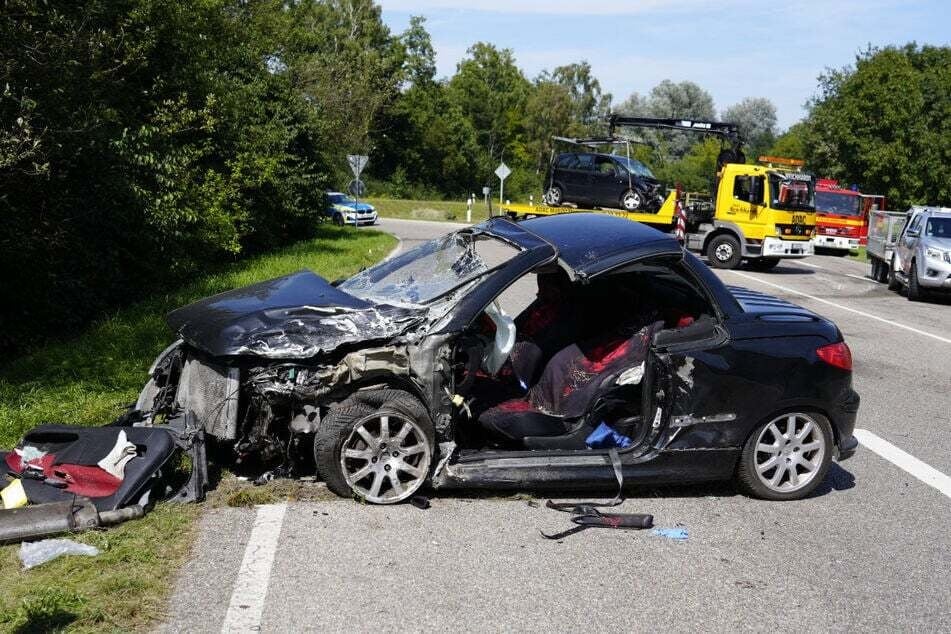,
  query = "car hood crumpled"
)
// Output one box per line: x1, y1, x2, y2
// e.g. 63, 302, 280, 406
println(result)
166, 270, 425, 359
